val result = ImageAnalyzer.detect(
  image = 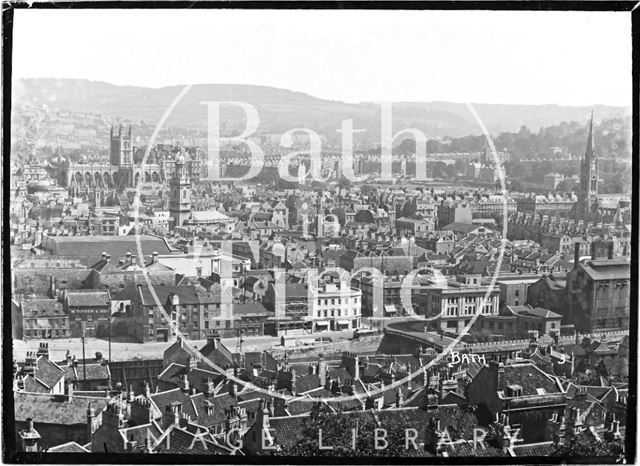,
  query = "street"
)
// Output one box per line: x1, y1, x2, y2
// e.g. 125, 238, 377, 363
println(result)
12, 328, 357, 362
